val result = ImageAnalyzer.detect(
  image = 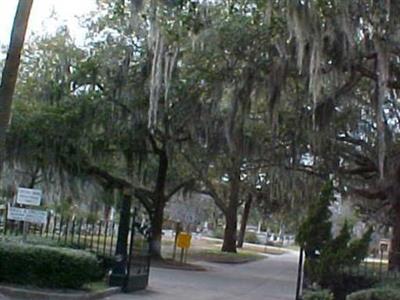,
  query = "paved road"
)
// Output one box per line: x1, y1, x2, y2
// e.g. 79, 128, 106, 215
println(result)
107, 250, 299, 300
